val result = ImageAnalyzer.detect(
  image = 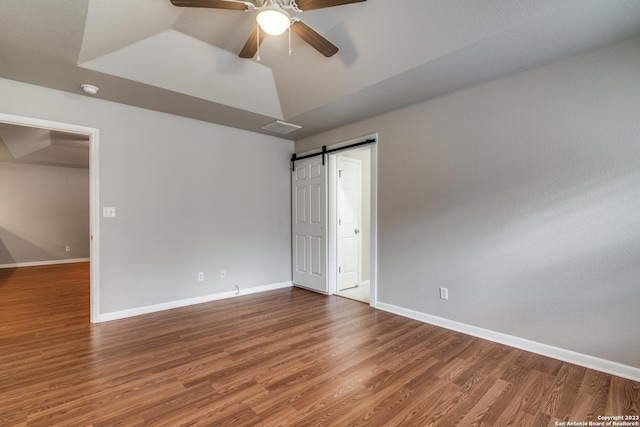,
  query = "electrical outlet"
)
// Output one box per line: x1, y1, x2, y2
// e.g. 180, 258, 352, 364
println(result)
198, 272, 204, 282
65, 246, 70, 252
103, 207, 116, 218
440, 287, 449, 300
220, 269, 226, 279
